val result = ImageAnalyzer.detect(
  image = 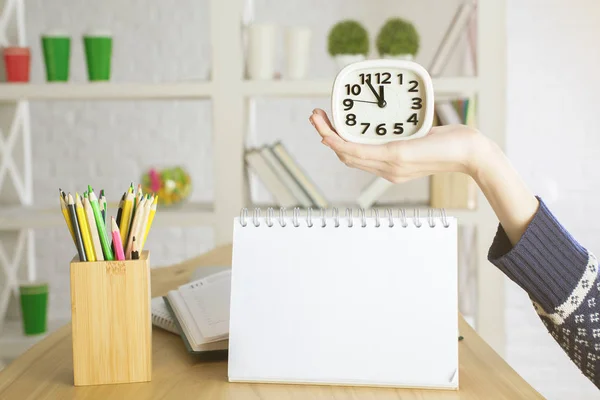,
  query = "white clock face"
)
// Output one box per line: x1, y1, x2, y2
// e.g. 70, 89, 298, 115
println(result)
331, 60, 434, 144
